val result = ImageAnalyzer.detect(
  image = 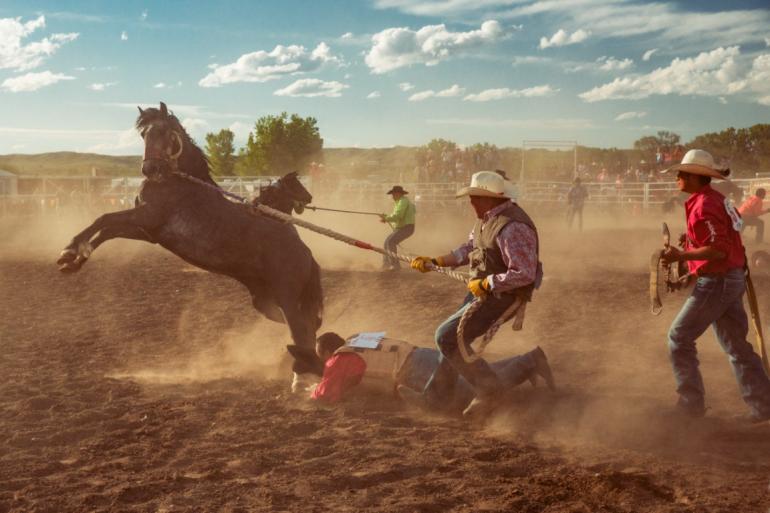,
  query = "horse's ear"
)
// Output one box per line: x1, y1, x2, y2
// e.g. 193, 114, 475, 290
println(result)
160, 102, 168, 116
137, 106, 144, 115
